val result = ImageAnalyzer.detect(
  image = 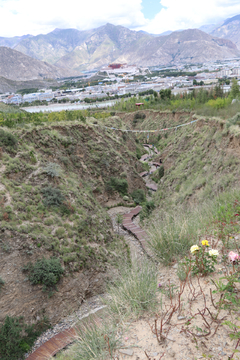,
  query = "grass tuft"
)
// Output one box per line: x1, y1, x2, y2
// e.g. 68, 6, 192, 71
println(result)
104, 259, 158, 319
